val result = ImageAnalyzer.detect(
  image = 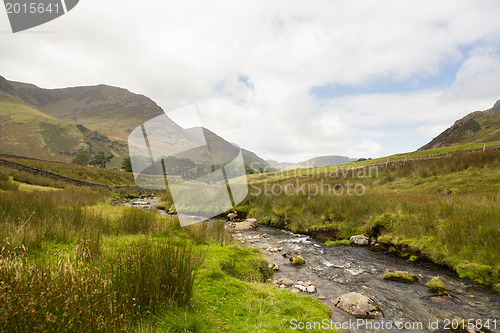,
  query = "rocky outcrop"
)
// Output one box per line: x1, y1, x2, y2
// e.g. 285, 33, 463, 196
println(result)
332, 292, 383, 319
